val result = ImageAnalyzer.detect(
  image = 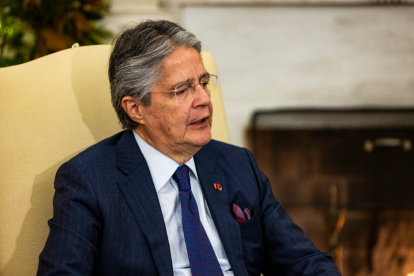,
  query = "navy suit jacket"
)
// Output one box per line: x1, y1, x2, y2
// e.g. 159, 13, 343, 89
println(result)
38, 130, 341, 276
